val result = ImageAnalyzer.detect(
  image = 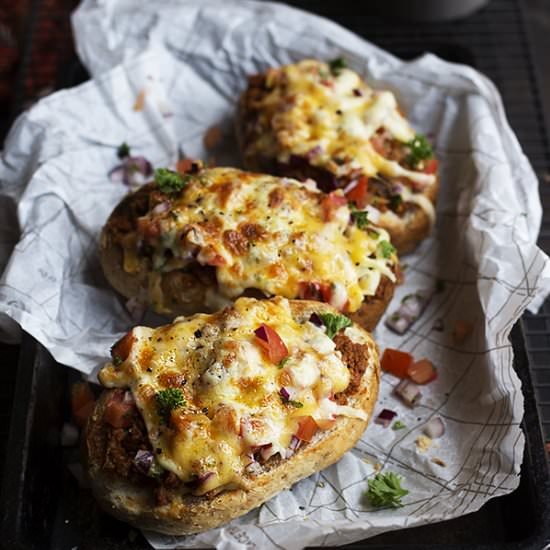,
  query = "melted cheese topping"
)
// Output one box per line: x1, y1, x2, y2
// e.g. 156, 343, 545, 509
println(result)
244, 59, 436, 217
99, 297, 371, 495
129, 168, 397, 313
